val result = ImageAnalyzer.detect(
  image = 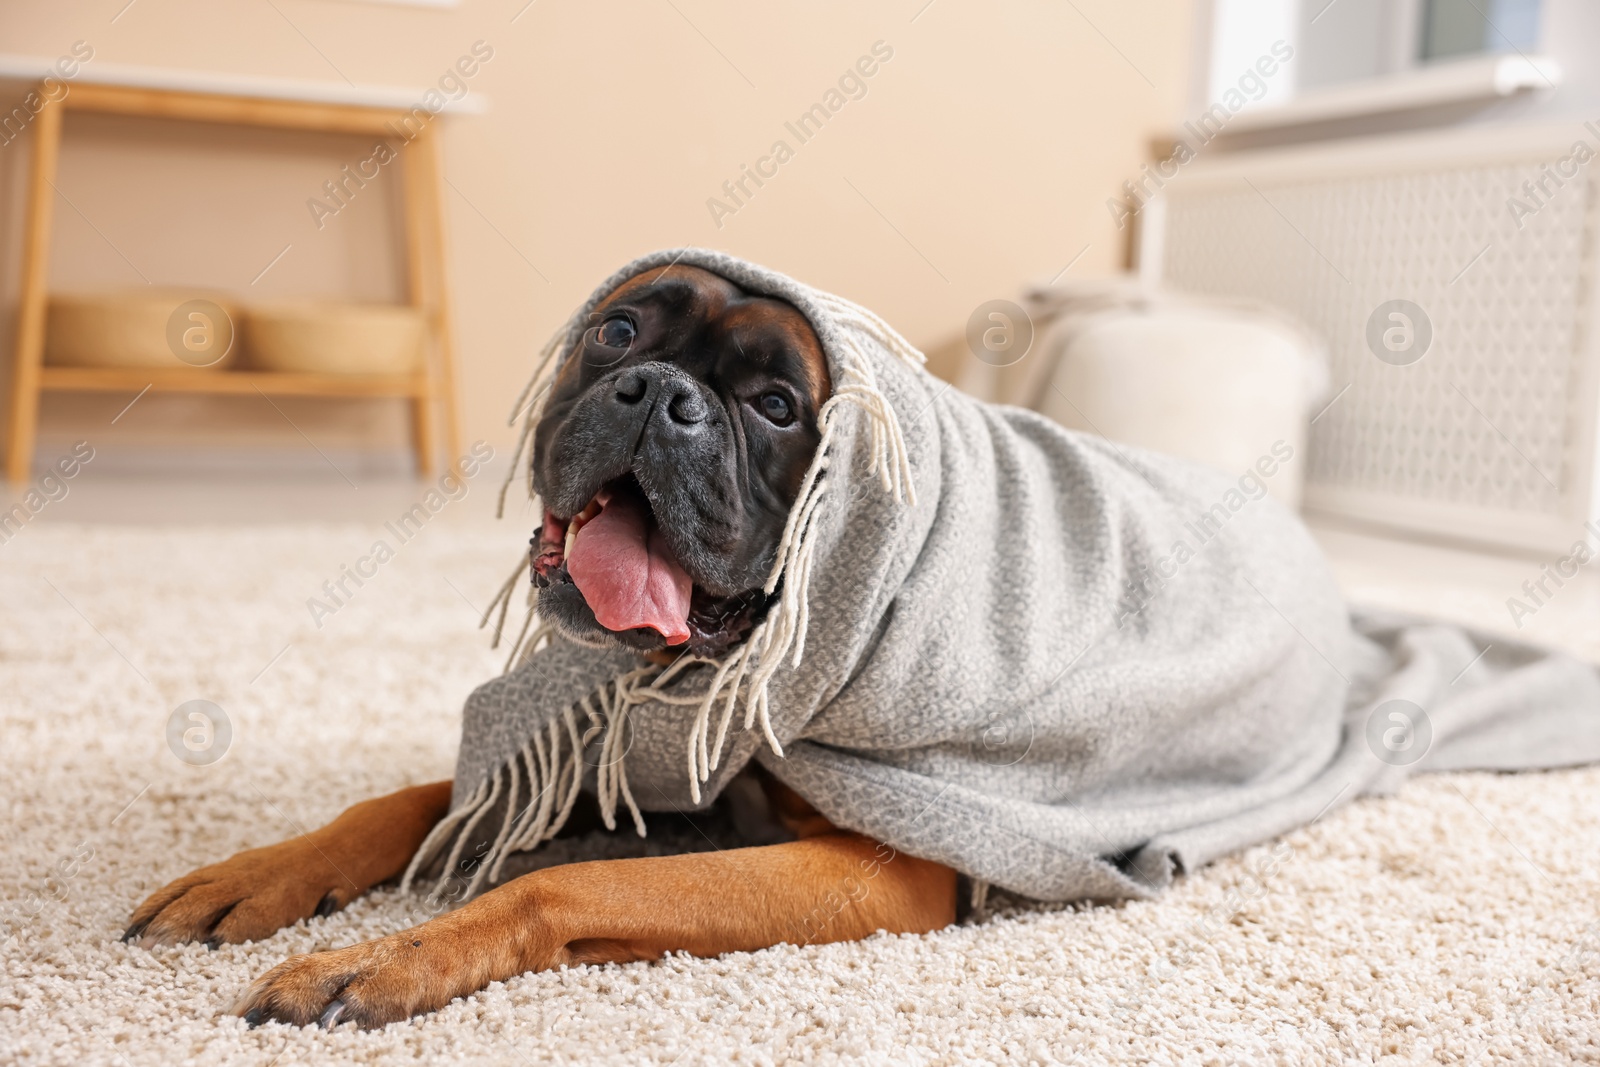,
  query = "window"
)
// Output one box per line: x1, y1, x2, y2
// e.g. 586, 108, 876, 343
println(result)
1292, 0, 1545, 92
1419, 0, 1541, 61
